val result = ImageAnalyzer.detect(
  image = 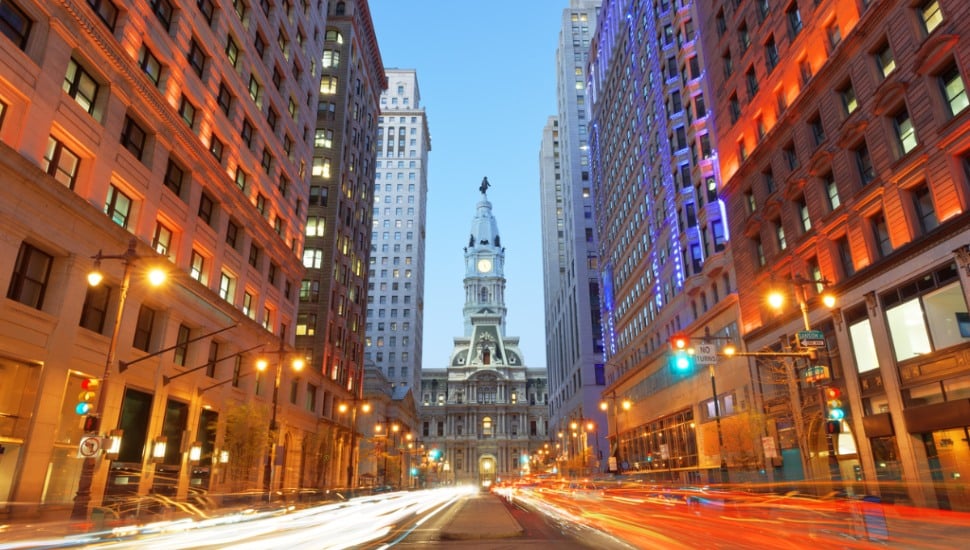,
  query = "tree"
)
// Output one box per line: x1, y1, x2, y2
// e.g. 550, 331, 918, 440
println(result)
223, 401, 269, 491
